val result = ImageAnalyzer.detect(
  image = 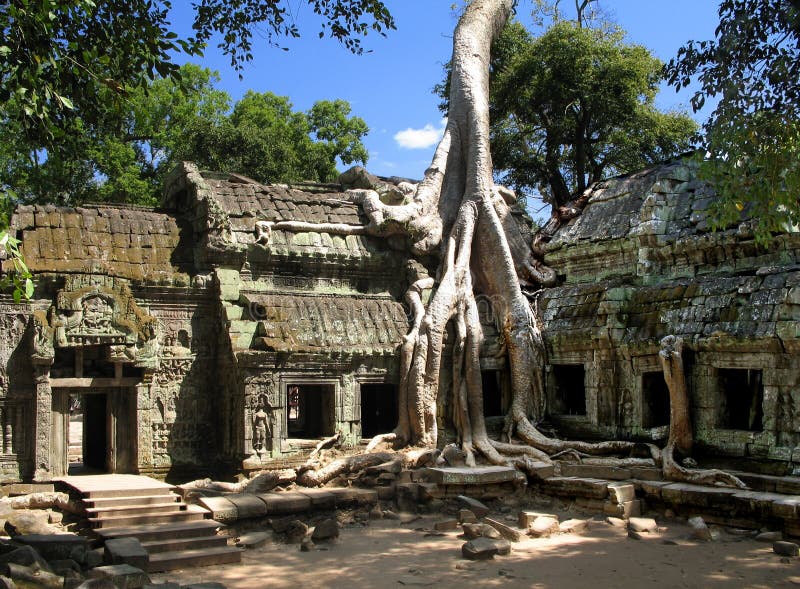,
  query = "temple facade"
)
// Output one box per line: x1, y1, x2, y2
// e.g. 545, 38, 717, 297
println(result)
1, 159, 798, 482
